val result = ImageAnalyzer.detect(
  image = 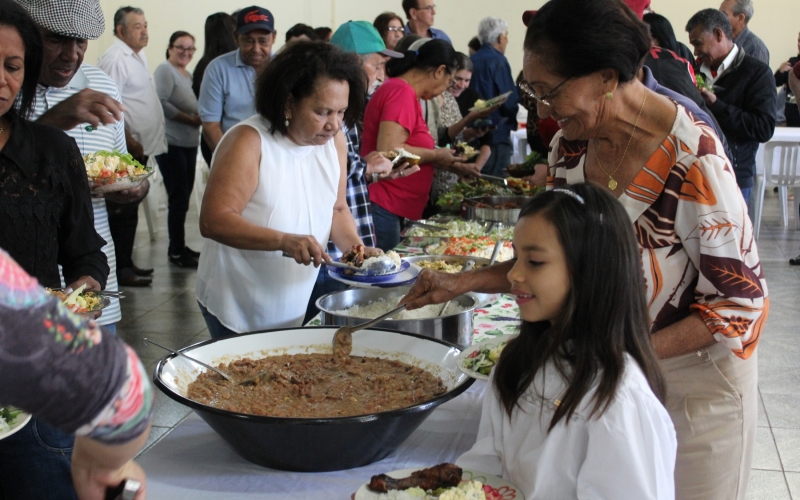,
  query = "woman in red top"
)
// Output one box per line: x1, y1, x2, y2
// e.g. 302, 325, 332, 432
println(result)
362, 38, 480, 250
